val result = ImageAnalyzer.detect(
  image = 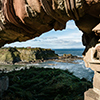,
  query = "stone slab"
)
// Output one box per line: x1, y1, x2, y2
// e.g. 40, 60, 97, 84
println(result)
89, 63, 100, 71
84, 89, 100, 100
93, 72, 100, 90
